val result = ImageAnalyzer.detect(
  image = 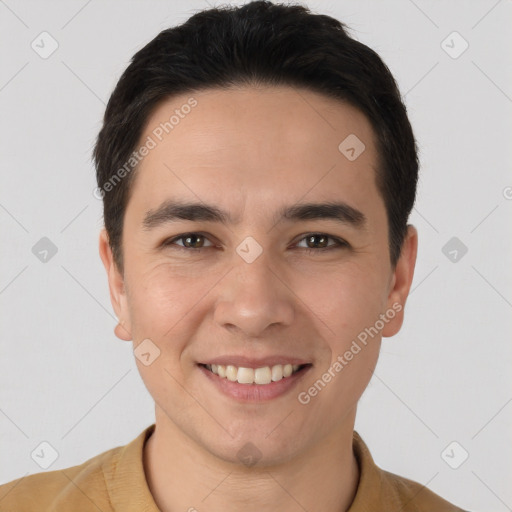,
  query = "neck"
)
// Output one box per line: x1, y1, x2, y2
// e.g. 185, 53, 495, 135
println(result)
143, 407, 360, 512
